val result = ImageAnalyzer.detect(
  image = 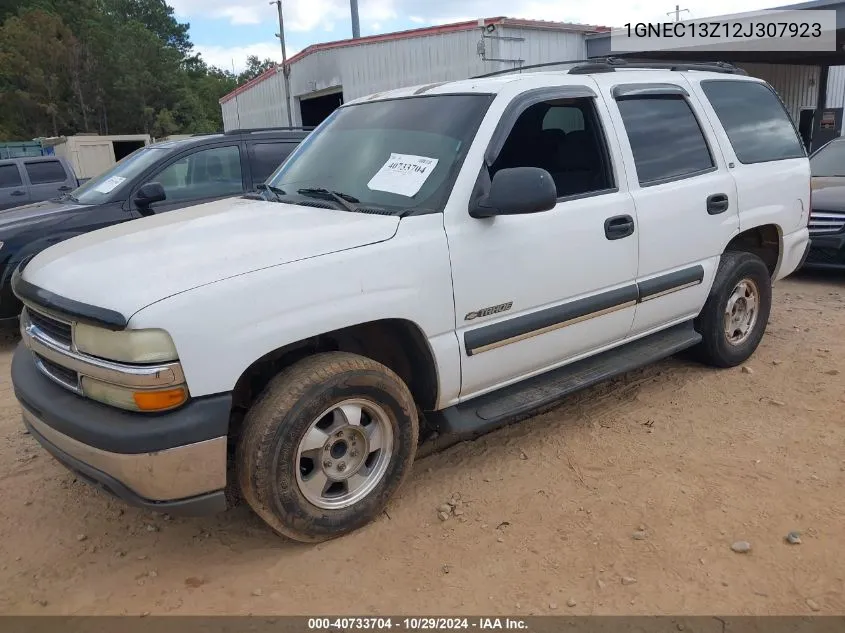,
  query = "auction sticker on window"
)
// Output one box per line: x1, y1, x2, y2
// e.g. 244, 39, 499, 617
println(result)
93, 175, 126, 193
367, 153, 439, 198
